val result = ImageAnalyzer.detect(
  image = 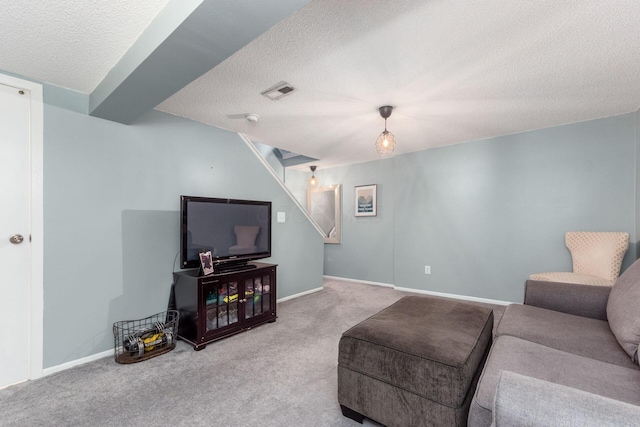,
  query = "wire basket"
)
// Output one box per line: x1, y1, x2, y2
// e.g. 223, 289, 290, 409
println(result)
113, 310, 179, 364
